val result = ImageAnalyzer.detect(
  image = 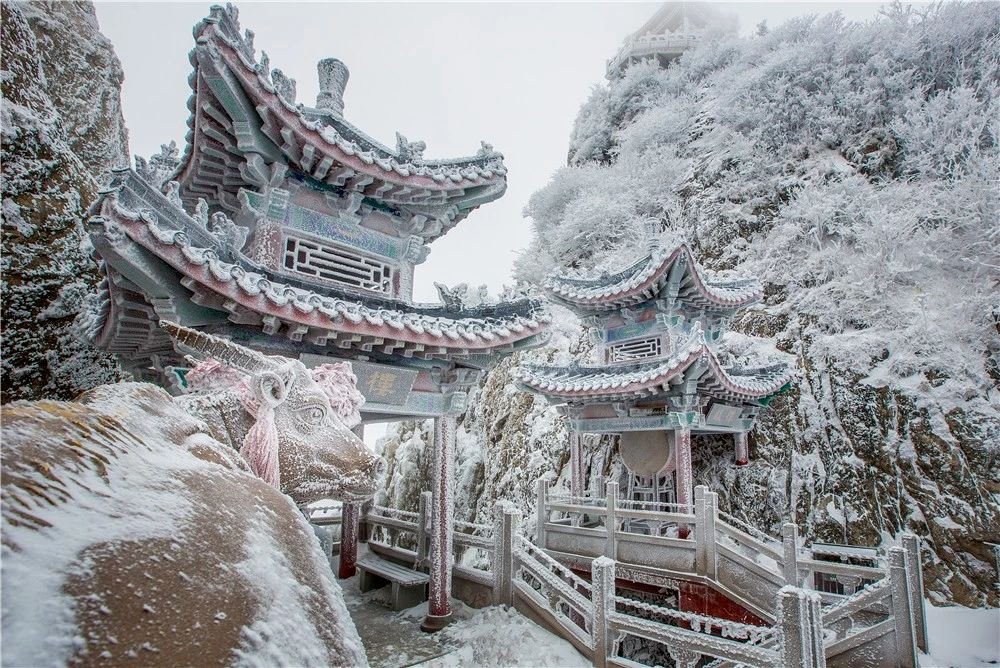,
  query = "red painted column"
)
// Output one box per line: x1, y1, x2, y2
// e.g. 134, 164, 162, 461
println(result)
675, 427, 693, 538
422, 416, 455, 632
338, 423, 364, 579
570, 431, 584, 498
735, 432, 749, 466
